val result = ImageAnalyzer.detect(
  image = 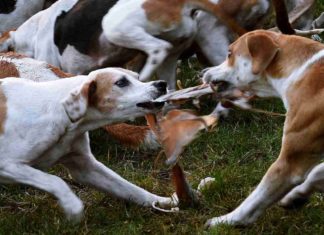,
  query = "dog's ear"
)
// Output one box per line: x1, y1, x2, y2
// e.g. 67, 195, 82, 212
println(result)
62, 80, 97, 122
246, 34, 279, 75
